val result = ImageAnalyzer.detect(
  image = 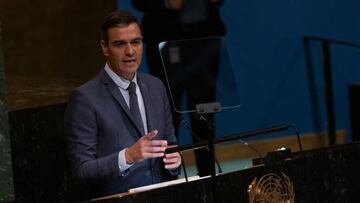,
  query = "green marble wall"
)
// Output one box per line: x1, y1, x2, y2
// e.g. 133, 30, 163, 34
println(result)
0, 21, 14, 202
